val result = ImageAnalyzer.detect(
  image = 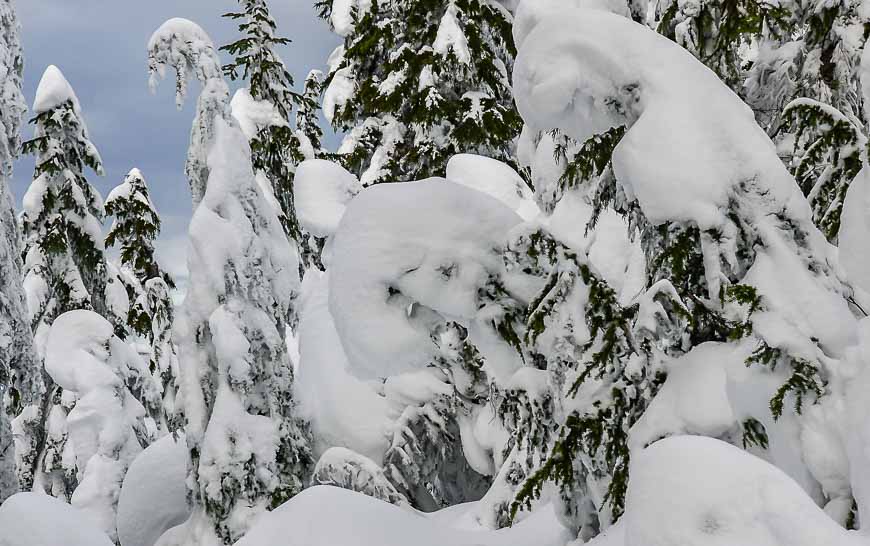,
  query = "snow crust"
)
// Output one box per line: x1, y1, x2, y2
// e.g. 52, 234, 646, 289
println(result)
234, 486, 571, 546
0, 492, 113, 546
33, 64, 78, 113
117, 434, 191, 546
328, 178, 521, 379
